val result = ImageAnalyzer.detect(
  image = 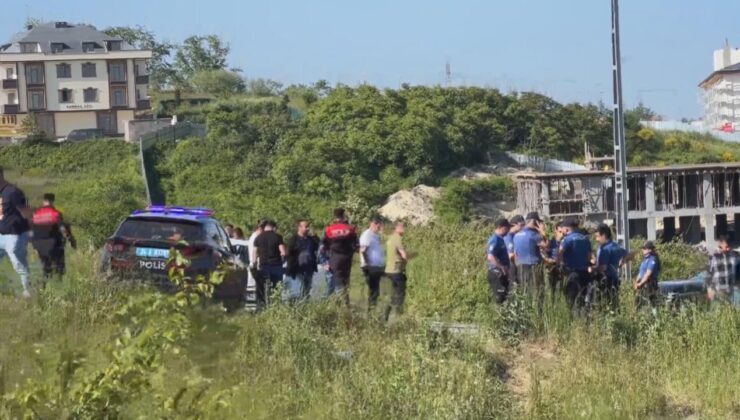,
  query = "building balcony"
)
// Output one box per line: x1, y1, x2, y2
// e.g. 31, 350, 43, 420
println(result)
137, 99, 151, 109
2, 79, 17, 89
135, 75, 149, 85
3, 104, 20, 114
